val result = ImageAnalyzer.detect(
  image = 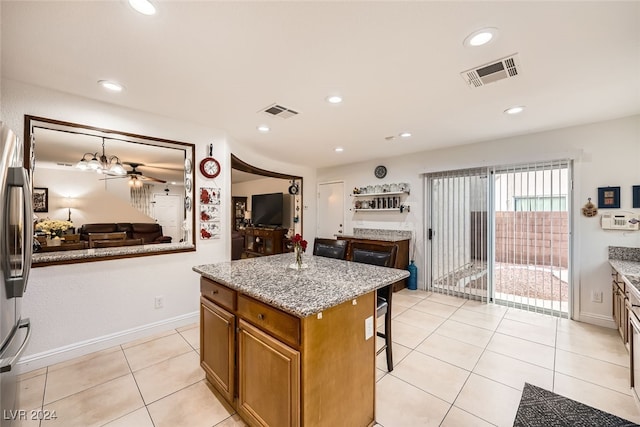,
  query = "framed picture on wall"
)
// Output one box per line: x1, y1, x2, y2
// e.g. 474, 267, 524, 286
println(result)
633, 185, 640, 209
598, 186, 620, 209
33, 187, 48, 212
